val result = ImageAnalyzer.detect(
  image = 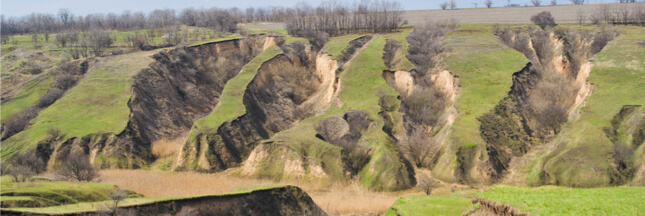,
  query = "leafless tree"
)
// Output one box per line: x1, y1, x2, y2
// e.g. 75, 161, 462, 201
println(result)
450, 0, 457, 9
57, 152, 99, 182
417, 175, 439, 195
440, 2, 449, 10
6, 152, 46, 182
383, 39, 401, 69
576, 9, 586, 26
36, 88, 64, 108
551, 0, 557, 6
570, 0, 584, 4
532, 0, 542, 6
400, 129, 439, 168
485, 0, 493, 8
